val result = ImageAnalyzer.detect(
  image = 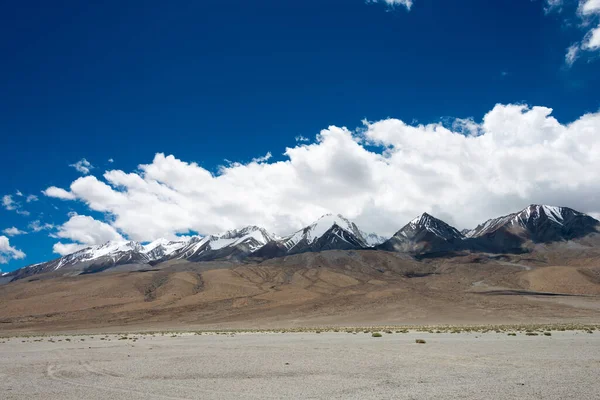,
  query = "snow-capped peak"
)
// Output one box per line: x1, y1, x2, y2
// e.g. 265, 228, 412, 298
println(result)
304, 214, 359, 242
281, 213, 368, 250
520, 204, 566, 225
402, 213, 463, 240
360, 231, 388, 246
85, 240, 144, 259
173, 226, 277, 259
209, 226, 277, 250
466, 204, 582, 238
143, 237, 190, 260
